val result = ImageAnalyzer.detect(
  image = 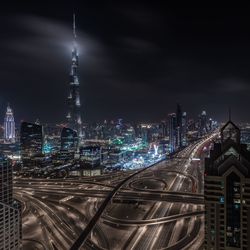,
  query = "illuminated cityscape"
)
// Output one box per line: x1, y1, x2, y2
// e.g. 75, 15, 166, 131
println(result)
1, 4, 250, 250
